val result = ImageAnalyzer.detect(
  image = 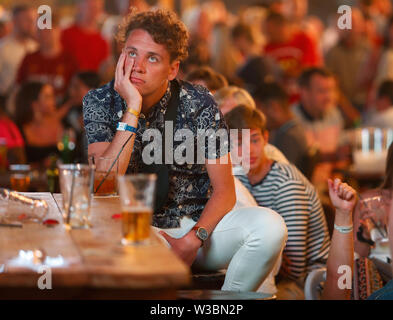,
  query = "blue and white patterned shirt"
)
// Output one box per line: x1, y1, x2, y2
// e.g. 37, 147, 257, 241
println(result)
83, 80, 229, 228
